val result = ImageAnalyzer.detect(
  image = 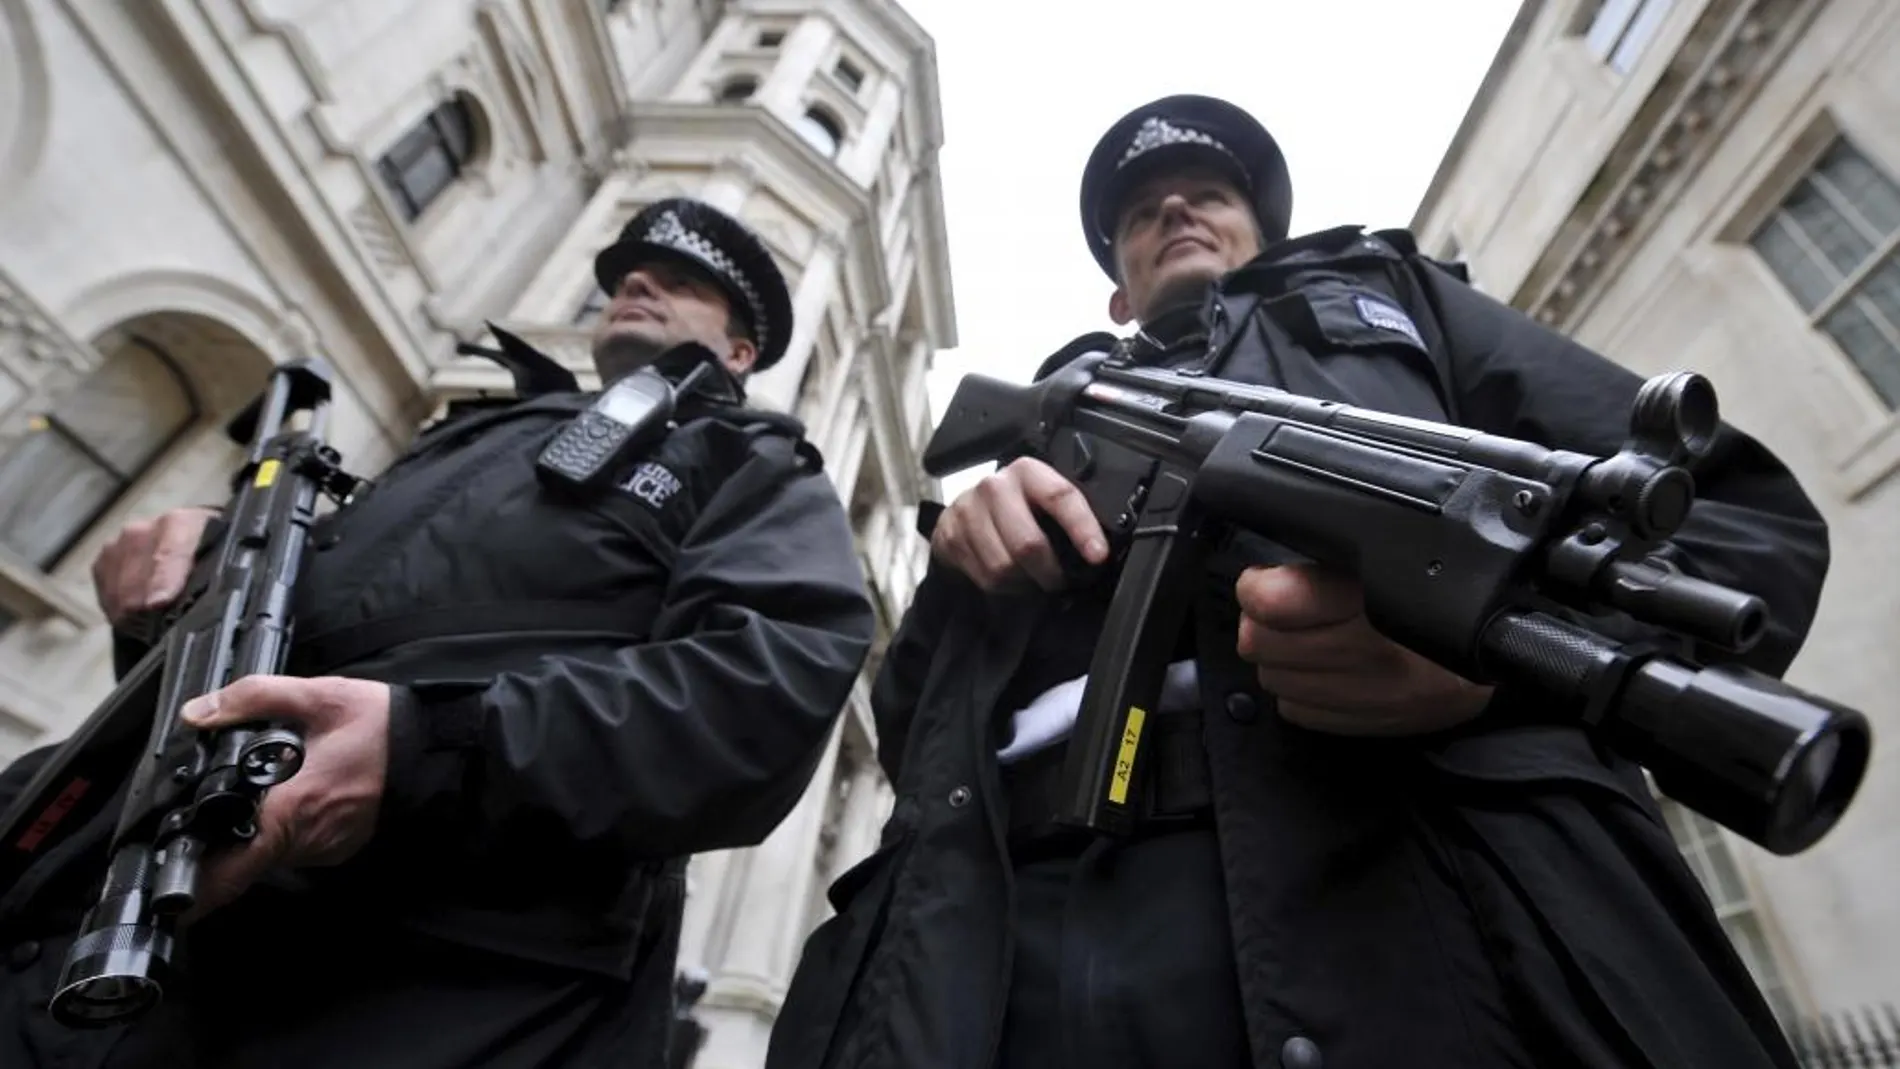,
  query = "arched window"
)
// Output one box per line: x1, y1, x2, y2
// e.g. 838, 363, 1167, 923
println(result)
376, 94, 481, 222
794, 105, 845, 159
717, 77, 758, 104
0, 336, 199, 568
